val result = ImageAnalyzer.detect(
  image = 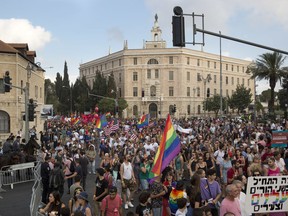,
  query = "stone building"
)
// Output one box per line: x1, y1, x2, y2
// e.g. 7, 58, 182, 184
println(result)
0, 40, 45, 142
79, 16, 254, 118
